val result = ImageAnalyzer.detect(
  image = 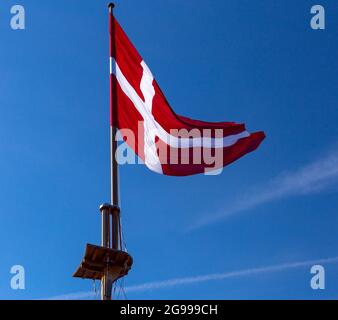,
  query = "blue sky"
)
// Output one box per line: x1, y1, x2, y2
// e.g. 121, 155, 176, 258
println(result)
0, 0, 338, 300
